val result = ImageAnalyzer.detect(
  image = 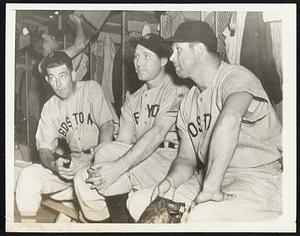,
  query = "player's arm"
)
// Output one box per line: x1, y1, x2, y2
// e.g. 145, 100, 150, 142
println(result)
39, 148, 57, 172
164, 136, 198, 189
98, 120, 114, 143
120, 113, 175, 172
39, 148, 75, 179
88, 114, 176, 193
195, 91, 252, 203
63, 14, 89, 71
